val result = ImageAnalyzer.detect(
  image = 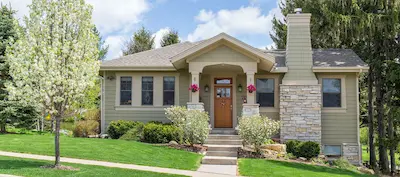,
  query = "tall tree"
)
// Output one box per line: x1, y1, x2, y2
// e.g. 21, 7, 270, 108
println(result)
160, 30, 180, 47
93, 26, 108, 60
271, 0, 400, 174
122, 26, 154, 55
6, 0, 99, 167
